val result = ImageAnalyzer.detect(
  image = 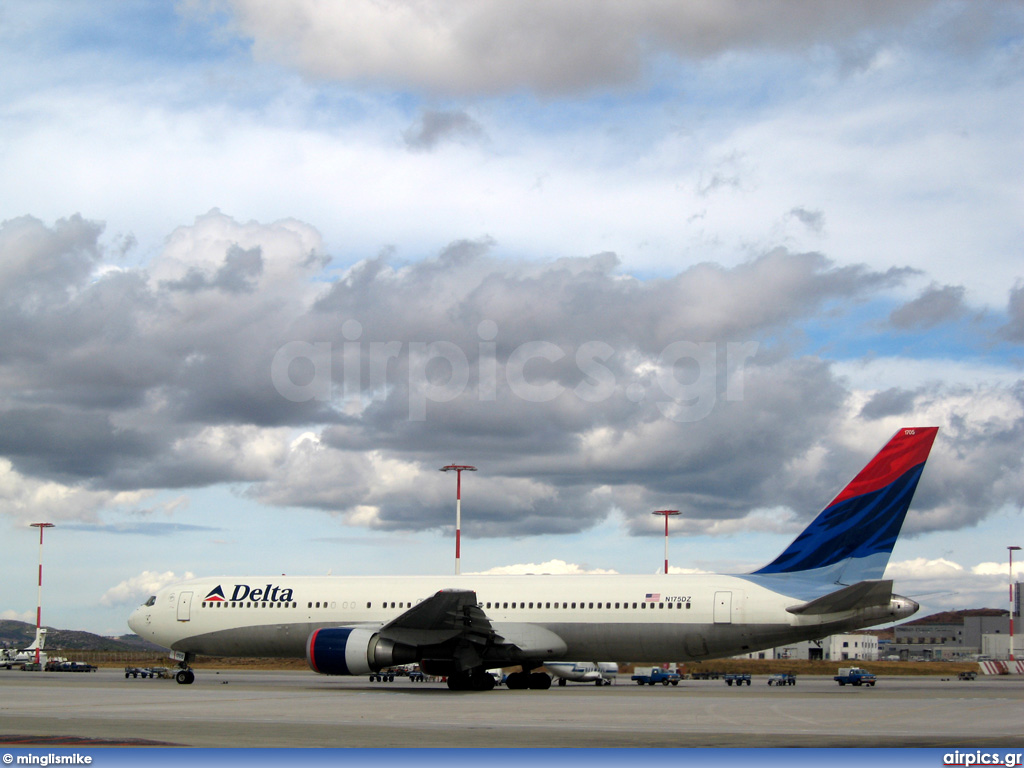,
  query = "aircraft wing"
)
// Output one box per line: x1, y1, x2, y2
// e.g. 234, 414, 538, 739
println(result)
786, 580, 893, 615
378, 588, 566, 658
378, 588, 495, 647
